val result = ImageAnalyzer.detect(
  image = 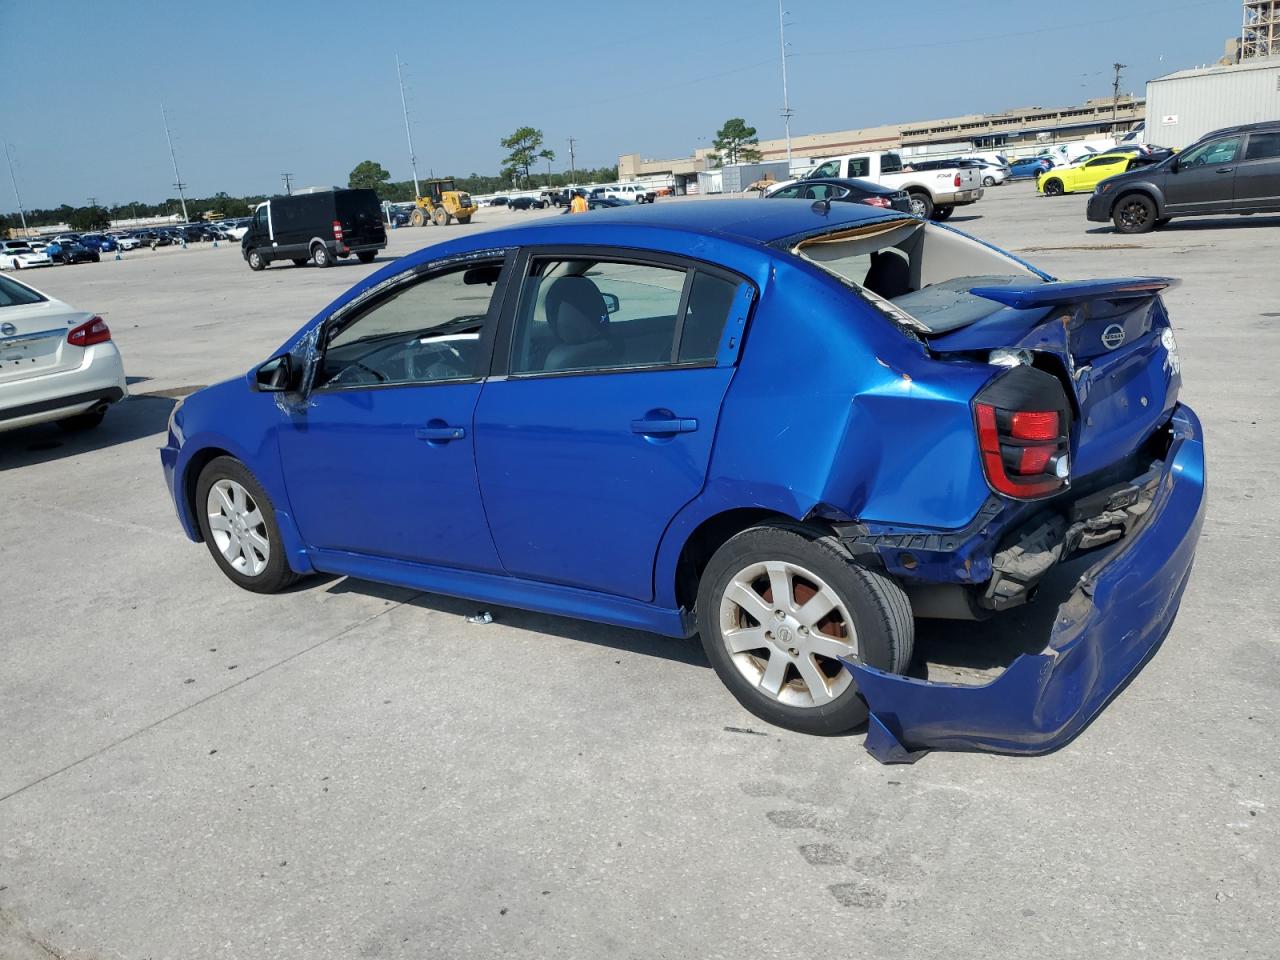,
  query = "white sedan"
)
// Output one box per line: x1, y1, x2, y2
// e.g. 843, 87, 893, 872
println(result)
1, 248, 52, 270
0, 273, 128, 433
